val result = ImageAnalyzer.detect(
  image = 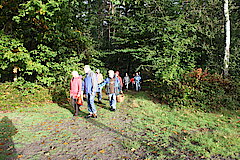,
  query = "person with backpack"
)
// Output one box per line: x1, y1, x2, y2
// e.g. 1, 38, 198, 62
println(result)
134, 72, 142, 91
83, 65, 98, 118
70, 71, 83, 116
123, 73, 130, 91
99, 70, 121, 111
